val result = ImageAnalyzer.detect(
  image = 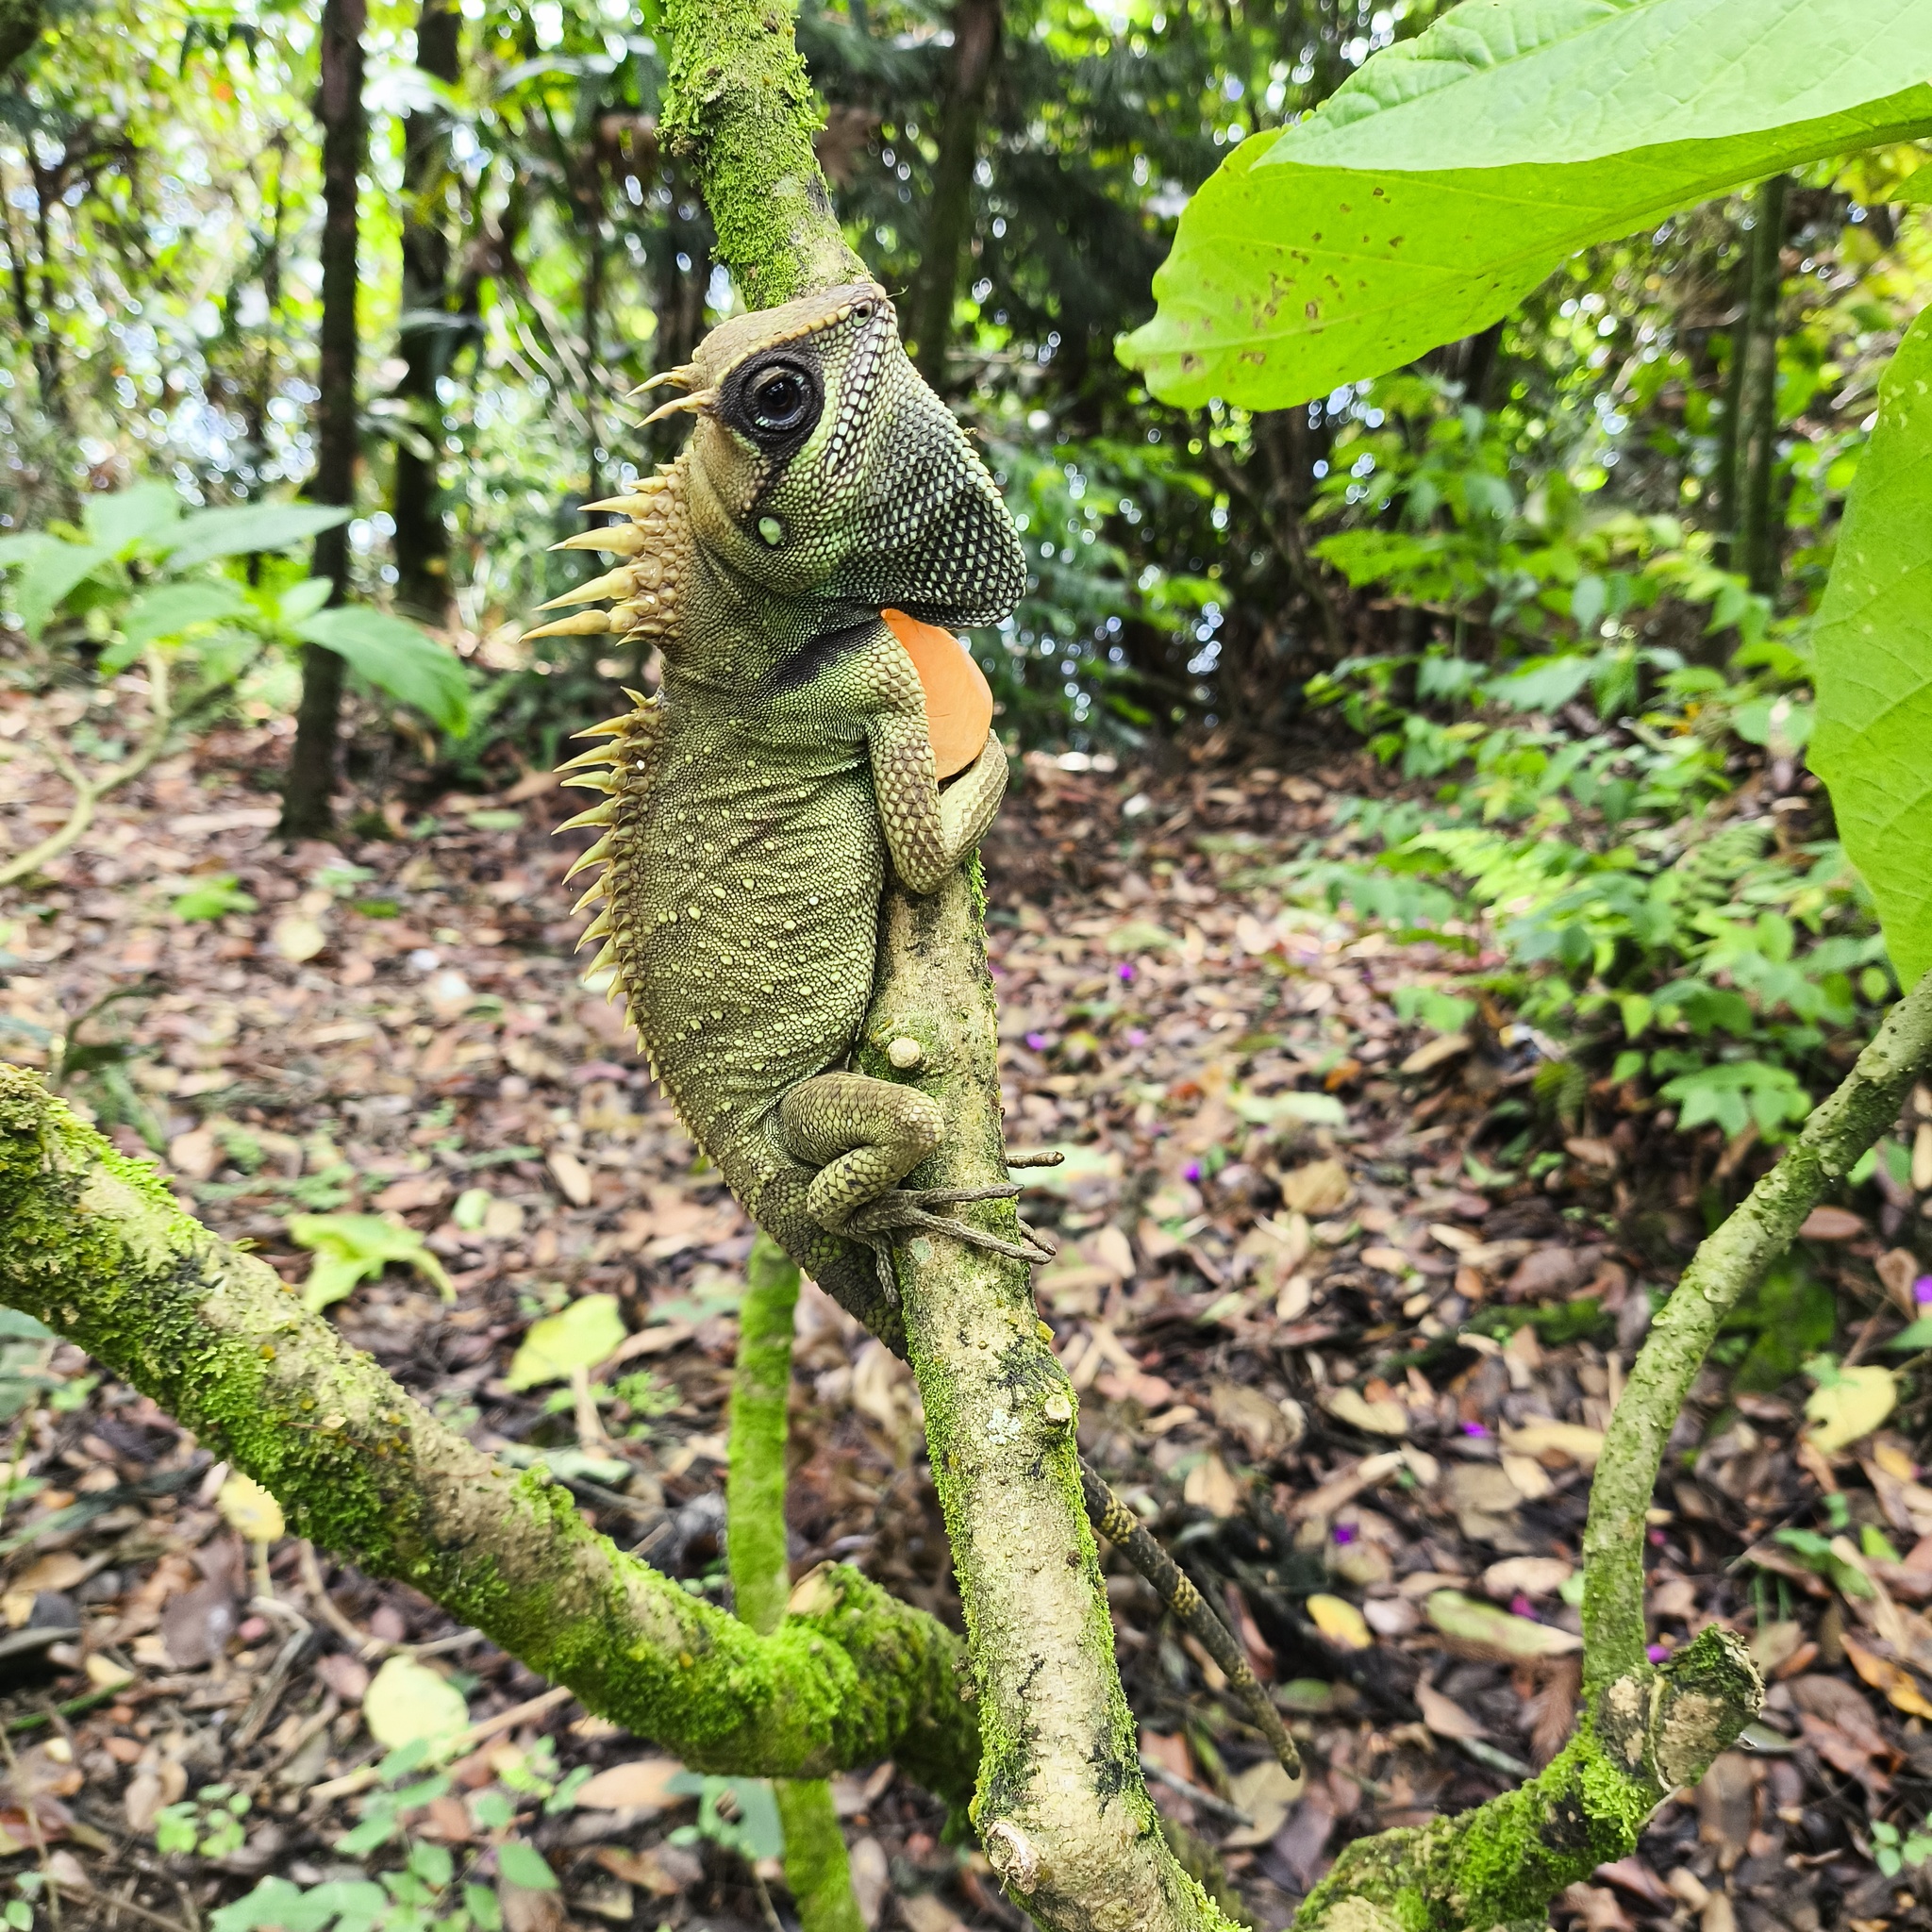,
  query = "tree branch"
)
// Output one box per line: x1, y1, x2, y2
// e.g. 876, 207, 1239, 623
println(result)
658, 1, 1242, 1920
1291, 967, 1932, 1932
728, 1235, 868, 1932
659, 0, 862, 309
0, 1067, 978, 1804
1582, 964, 1932, 1688
865, 873, 1241, 1932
